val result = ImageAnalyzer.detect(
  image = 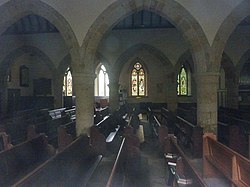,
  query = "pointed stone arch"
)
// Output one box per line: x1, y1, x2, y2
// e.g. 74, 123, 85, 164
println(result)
175, 50, 195, 97
58, 54, 72, 75
221, 52, 237, 79
95, 52, 111, 77
114, 43, 174, 82
212, 0, 250, 72
221, 52, 238, 108
175, 50, 195, 74
57, 54, 72, 94
0, 45, 55, 80
81, 0, 210, 74
237, 49, 250, 76
0, 0, 78, 50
